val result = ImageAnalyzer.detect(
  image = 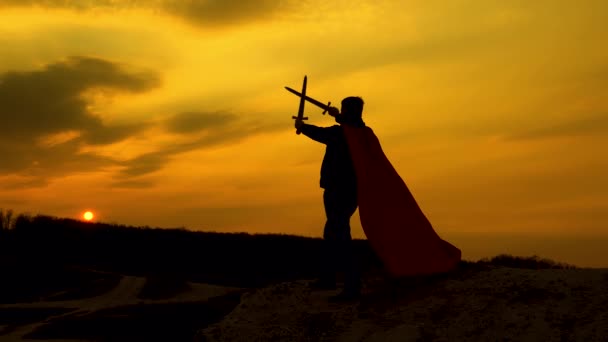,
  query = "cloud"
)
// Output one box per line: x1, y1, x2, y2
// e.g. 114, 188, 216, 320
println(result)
0, 55, 285, 189
110, 178, 155, 189
503, 113, 608, 141
411, 111, 608, 143
118, 150, 170, 178
163, 0, 290, 27
82, 123, 147, 145
0, 0, 294, 27
0, 175, 47, 190
0, 0, 145, 10
0, 56, 159, 183
0, 56, 158, 141
166, 111, 237, 134
114, 111, 284, 181
0, 136, 118, 190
